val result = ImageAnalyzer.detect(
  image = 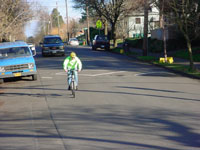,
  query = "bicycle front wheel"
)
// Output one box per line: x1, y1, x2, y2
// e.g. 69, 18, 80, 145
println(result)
71, 81, 75, 98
